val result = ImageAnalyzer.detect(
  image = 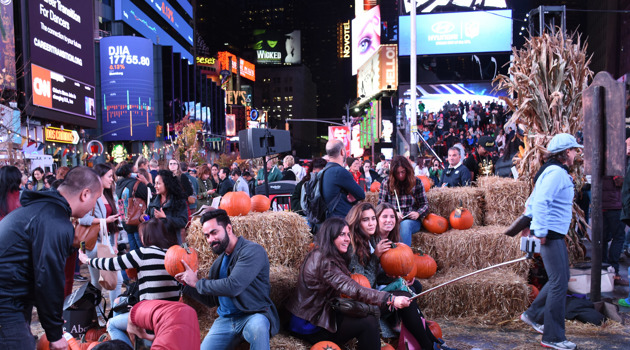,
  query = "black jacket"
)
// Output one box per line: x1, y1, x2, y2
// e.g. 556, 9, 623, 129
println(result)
147, 195, 189, 232
0, 190, 75, 342
217, 178, 235, 196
